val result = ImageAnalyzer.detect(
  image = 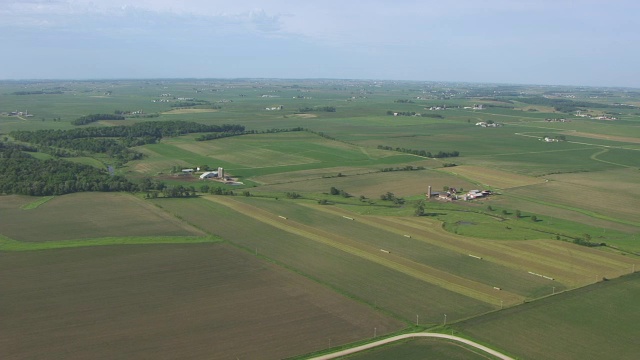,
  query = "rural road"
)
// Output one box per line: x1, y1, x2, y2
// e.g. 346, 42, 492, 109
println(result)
308, 332, 515, 360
